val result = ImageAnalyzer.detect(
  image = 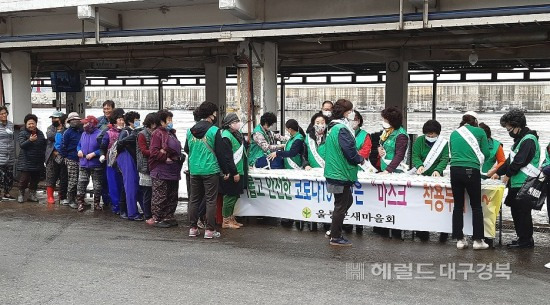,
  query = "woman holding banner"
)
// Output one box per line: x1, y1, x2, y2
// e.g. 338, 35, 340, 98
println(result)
303, 113, 329, 170
411, 119, 450, 242
479, 123, 506, 179
449, 112, 490, 250
324, 99, 365, 247
493, 109, 540, 249
267, 119, 305, 170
